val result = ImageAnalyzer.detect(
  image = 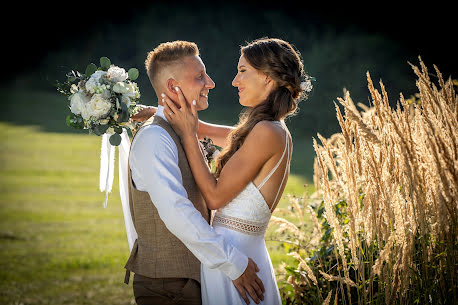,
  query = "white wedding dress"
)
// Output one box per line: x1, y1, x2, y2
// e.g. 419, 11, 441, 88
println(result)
201, 122, 290, 305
